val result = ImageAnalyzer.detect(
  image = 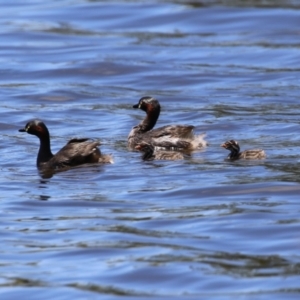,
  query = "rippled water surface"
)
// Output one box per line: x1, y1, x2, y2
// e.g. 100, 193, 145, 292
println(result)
1, 0, 300, 299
